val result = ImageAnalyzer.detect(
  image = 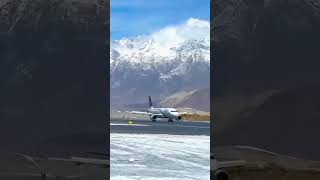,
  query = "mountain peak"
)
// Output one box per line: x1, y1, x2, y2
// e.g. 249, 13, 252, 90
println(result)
110, 35, 210, 65
110, 35, 210, 107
